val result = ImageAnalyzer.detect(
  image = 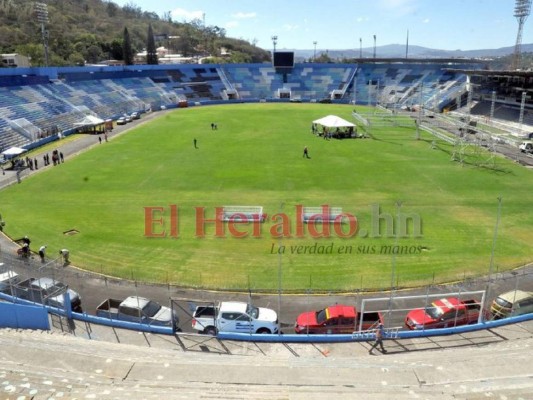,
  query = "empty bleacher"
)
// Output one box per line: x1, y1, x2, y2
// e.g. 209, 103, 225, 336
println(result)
0, 62, 477, 150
